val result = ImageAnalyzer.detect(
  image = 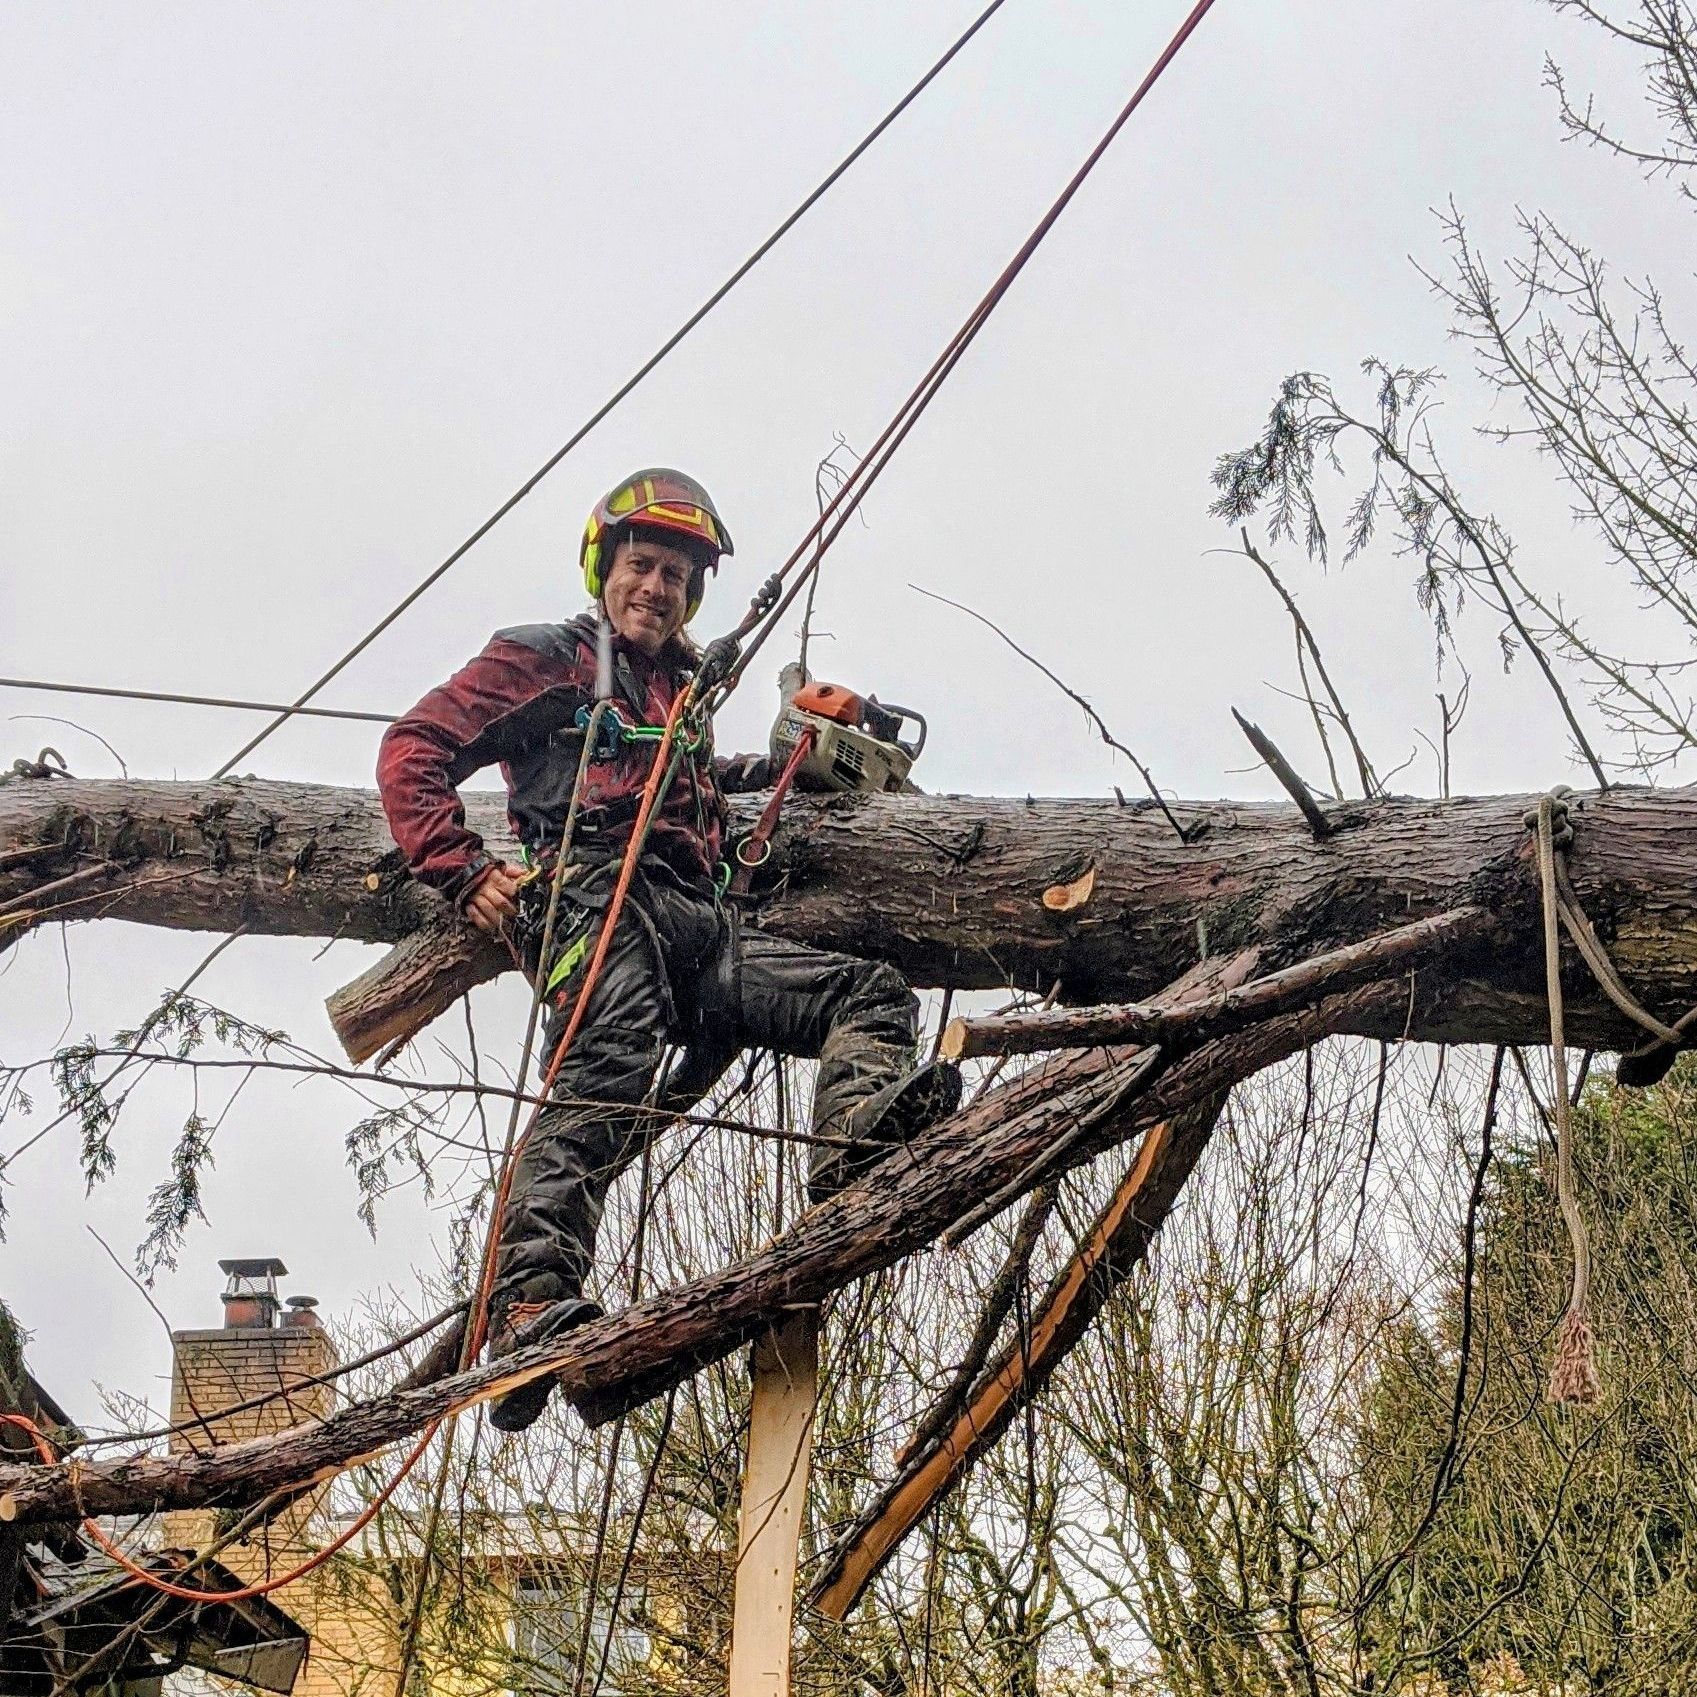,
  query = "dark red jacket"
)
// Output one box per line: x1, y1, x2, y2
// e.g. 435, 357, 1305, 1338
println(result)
378, 616, 763, 900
